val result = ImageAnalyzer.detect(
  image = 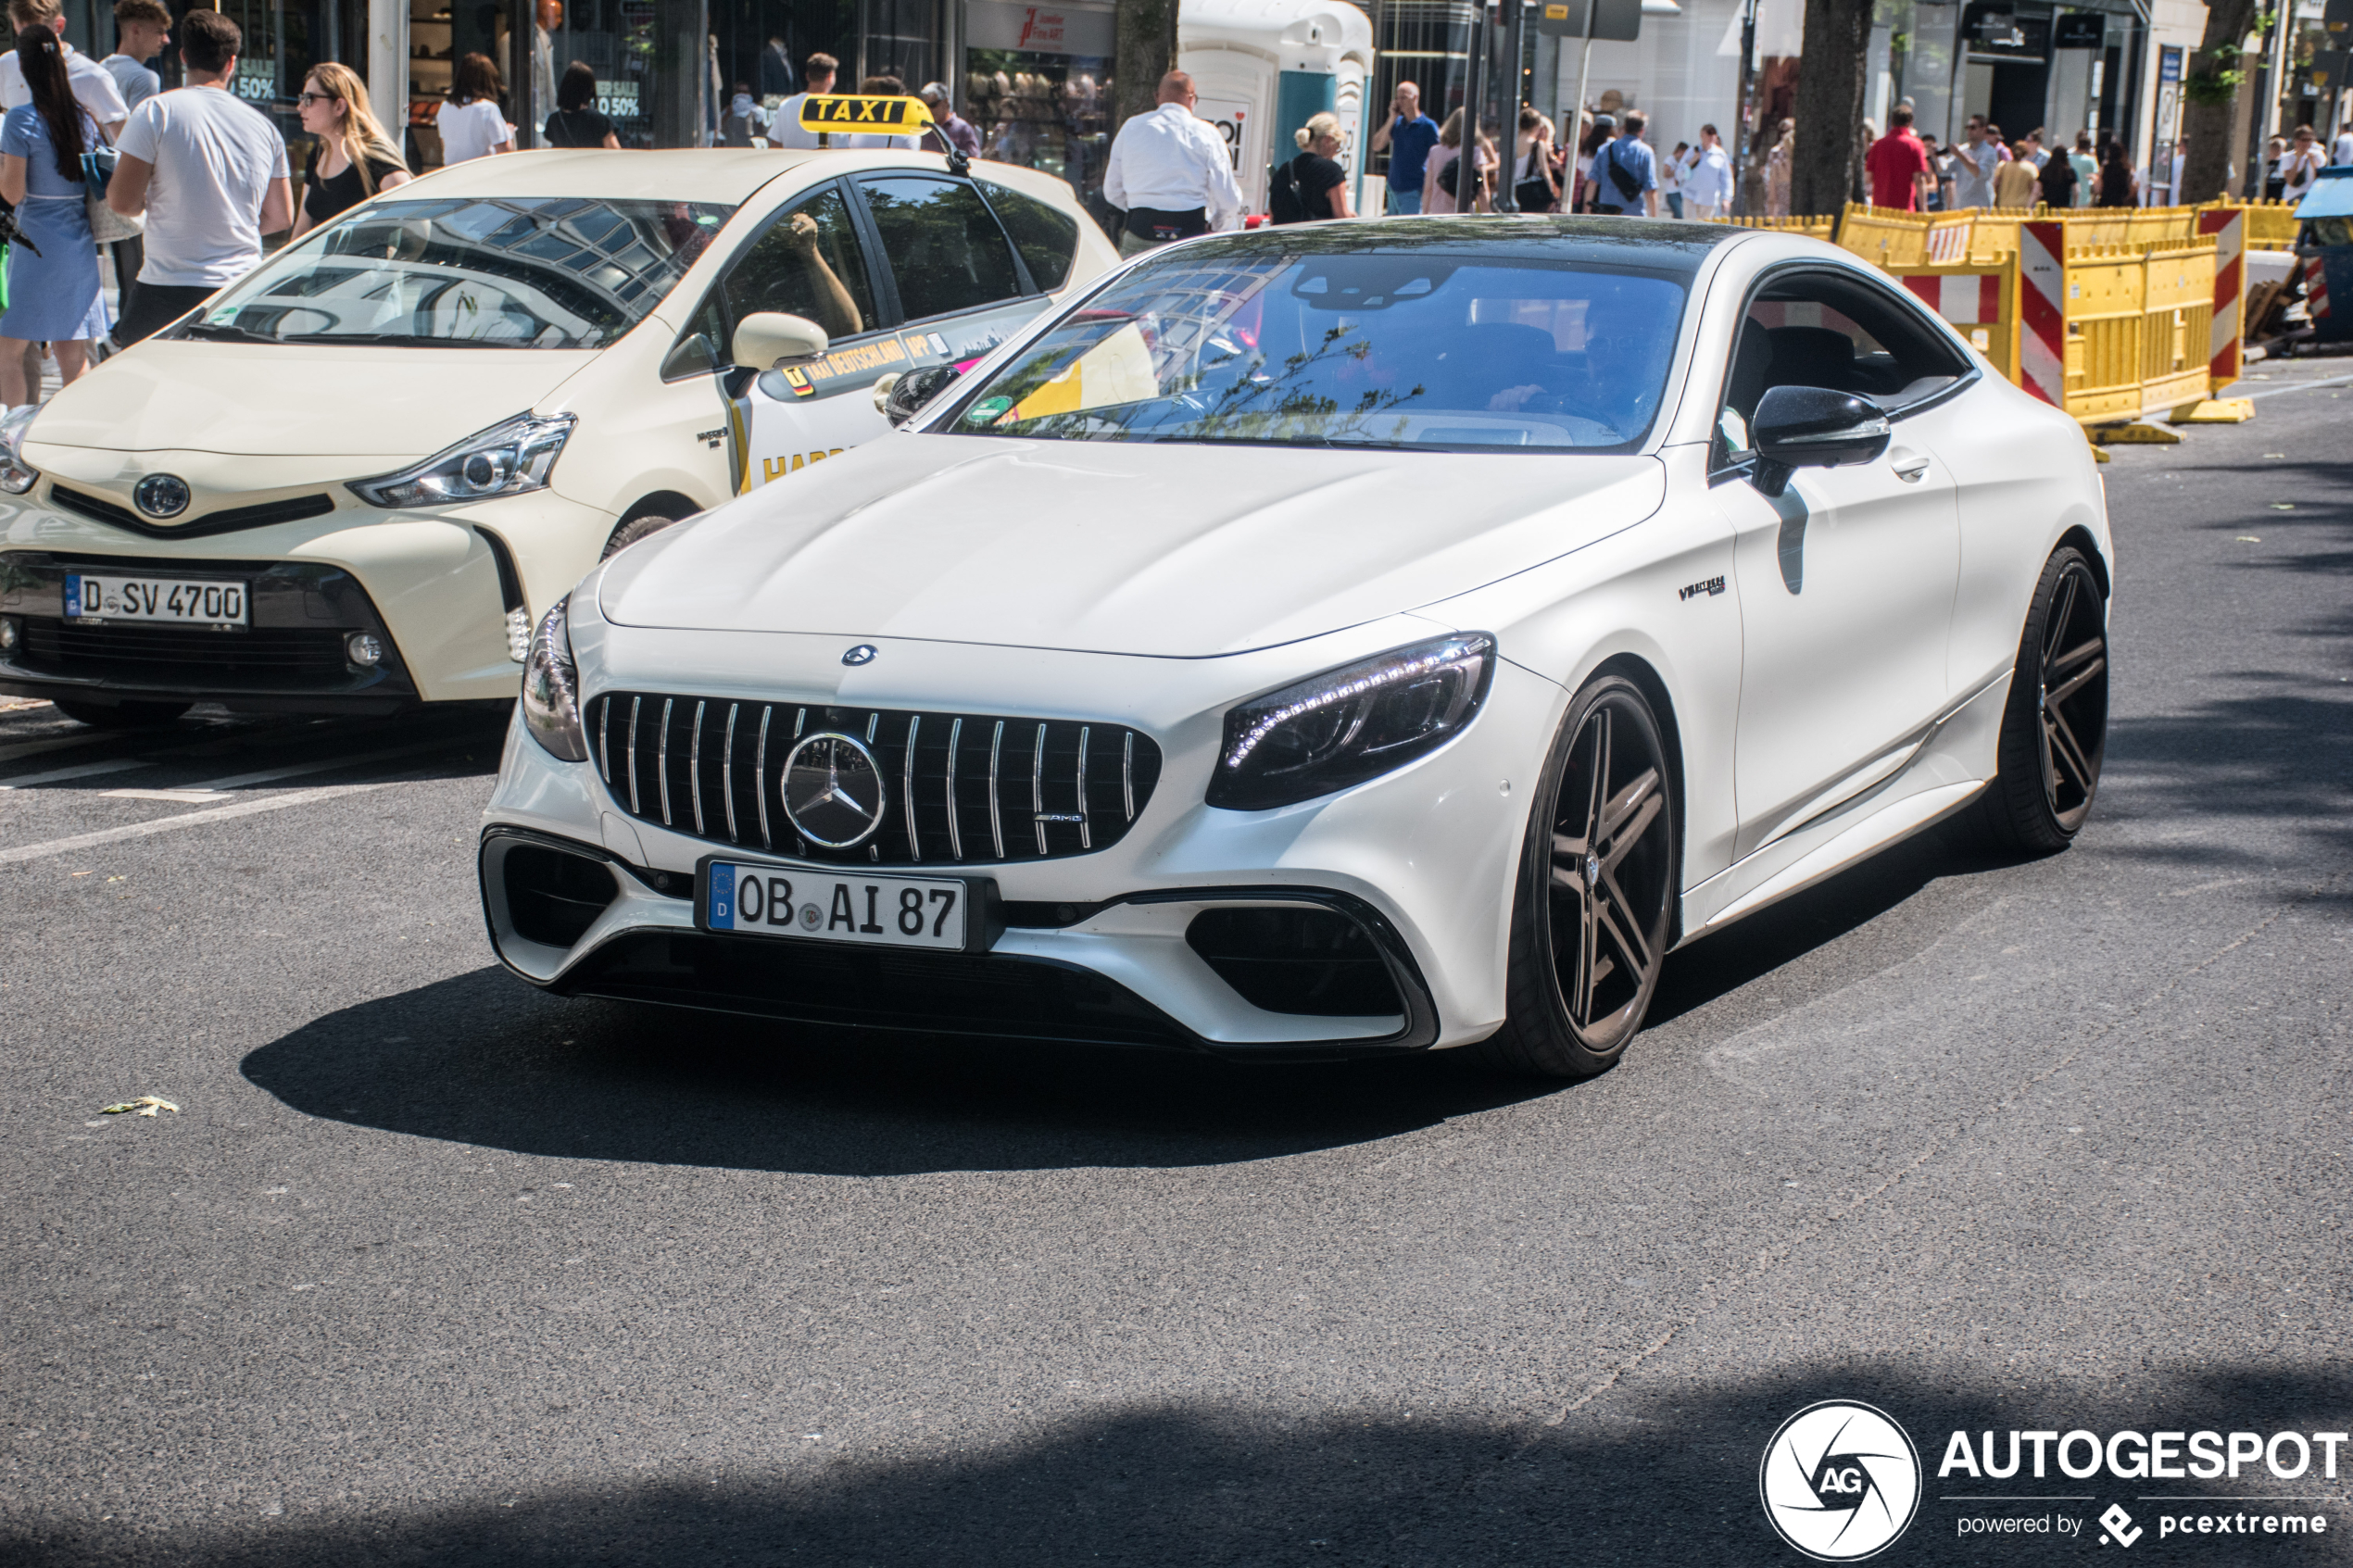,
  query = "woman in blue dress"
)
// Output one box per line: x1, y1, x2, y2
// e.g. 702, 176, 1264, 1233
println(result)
0, 25, 110, 408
